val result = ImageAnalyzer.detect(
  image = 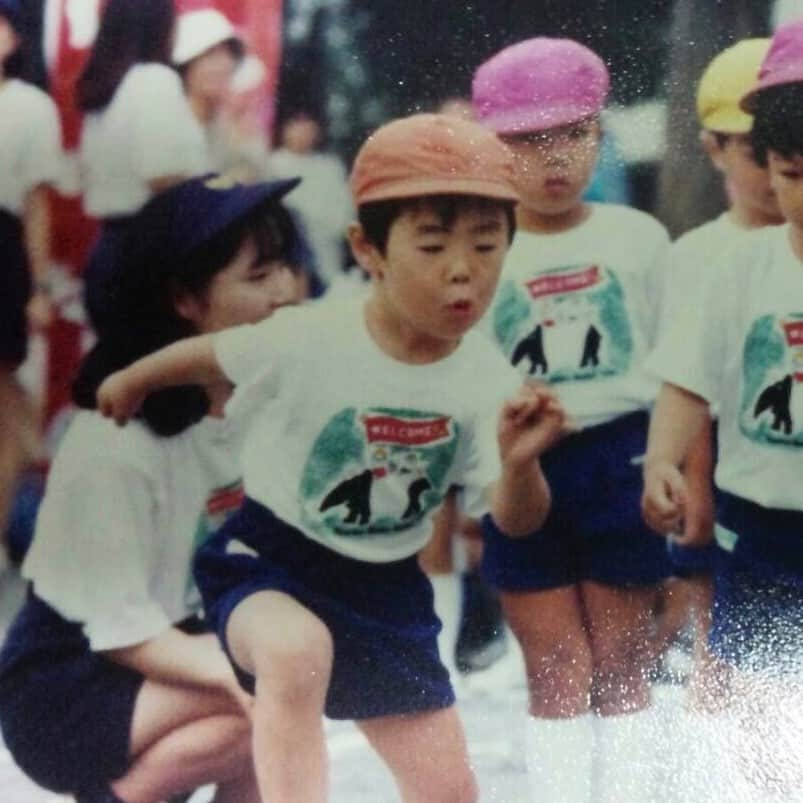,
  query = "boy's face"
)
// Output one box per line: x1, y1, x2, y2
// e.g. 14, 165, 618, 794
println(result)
706, 133, 781, 224
355, 204, 510, 346
501, 118, 601, 215
768, 150, 803, 228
